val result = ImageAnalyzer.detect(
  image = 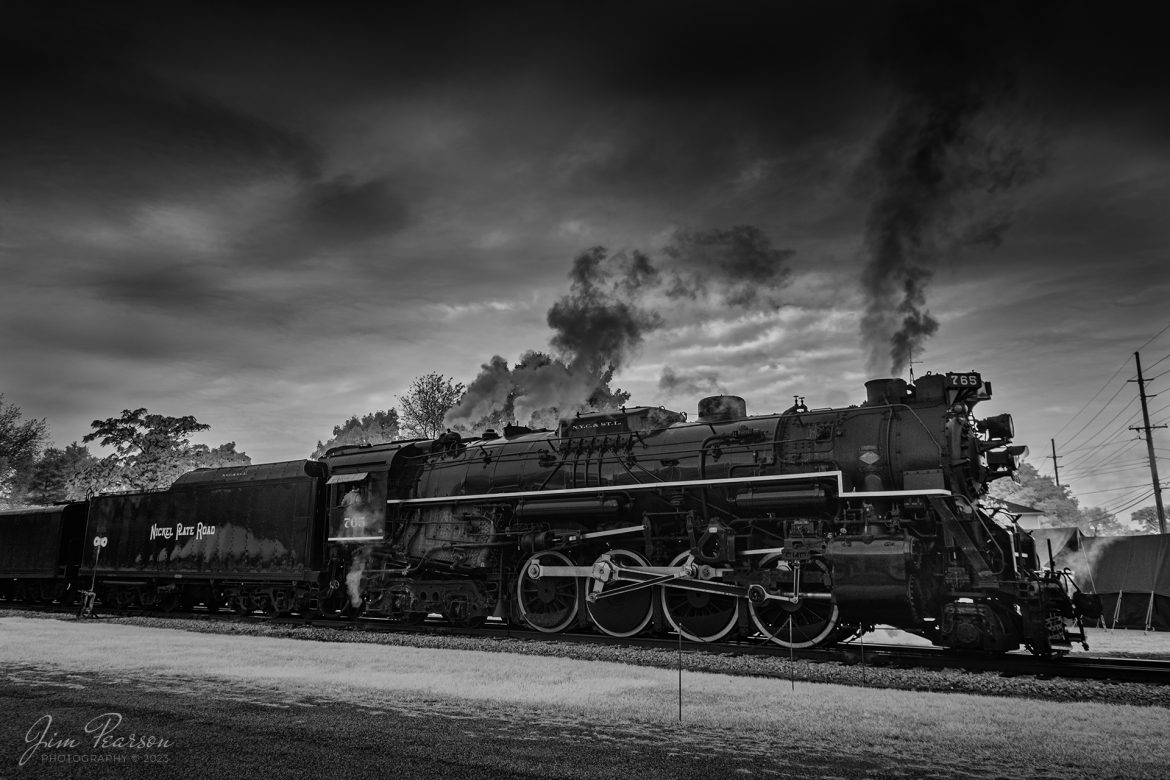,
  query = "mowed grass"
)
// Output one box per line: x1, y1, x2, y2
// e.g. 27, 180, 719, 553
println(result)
3, 615, 1169, 778
1079, 627, 1170, 657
